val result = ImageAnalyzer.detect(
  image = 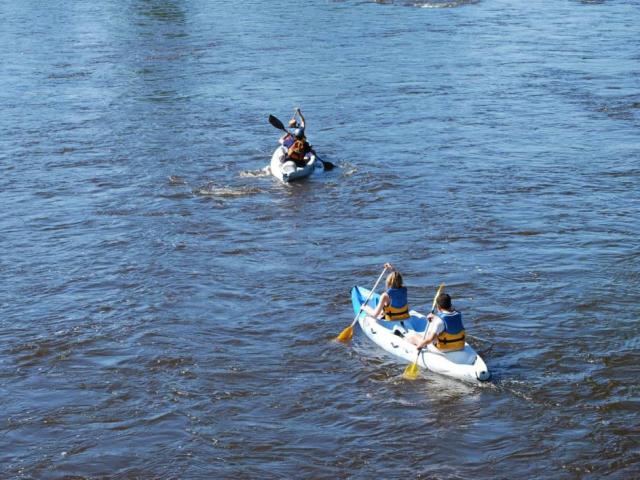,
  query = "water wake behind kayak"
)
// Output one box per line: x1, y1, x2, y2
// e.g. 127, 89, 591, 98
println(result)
366, 0, 478, 8
415, 0, 479, 8
239, 167, 271, 178
194, 184, 263, 197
